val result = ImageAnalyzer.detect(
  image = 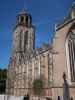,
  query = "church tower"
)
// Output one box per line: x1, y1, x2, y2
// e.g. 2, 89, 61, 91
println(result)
6, 11, 35, 95
13, 11, 35, 54
12, 11, 35, 64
